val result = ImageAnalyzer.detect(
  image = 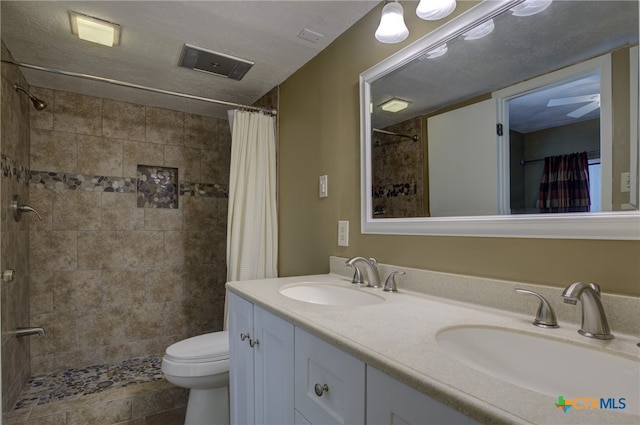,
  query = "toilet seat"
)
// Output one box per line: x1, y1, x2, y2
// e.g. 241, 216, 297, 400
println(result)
164, 331, 229, 363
